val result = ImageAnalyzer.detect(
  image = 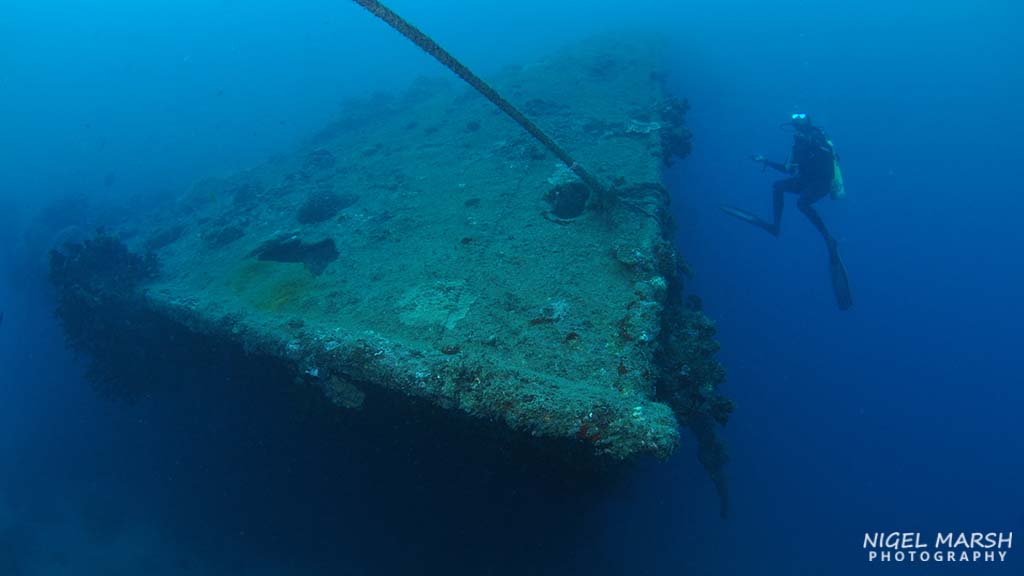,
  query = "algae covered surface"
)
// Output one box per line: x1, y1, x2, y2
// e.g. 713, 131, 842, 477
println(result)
54, 36, 730, 468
